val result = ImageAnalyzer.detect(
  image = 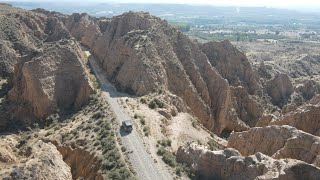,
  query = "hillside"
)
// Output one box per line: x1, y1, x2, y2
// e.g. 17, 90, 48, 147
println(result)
0, 3, 320, 180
